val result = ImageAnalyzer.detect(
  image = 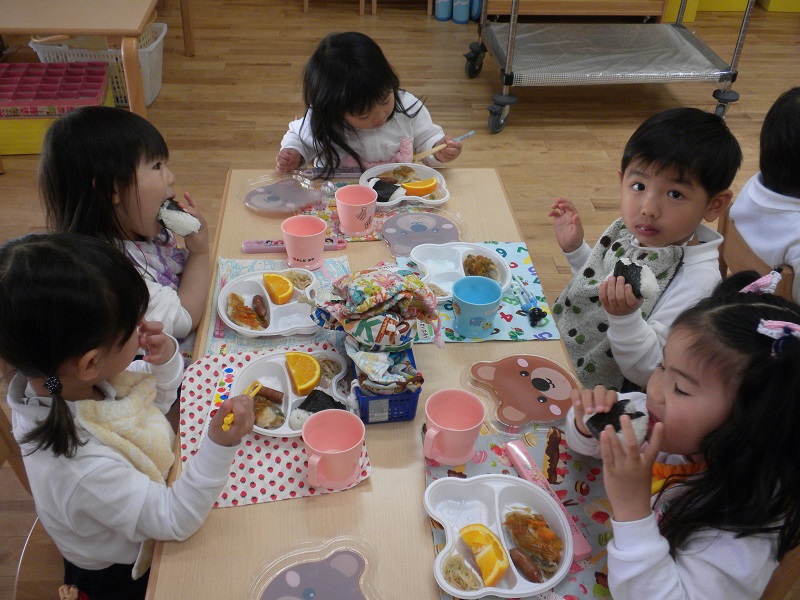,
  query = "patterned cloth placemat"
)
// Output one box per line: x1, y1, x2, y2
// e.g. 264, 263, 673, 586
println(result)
398, 242, 561, 343
205, 256, 350, 356
180, 347, 371, 509
425, 423, 611, 599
